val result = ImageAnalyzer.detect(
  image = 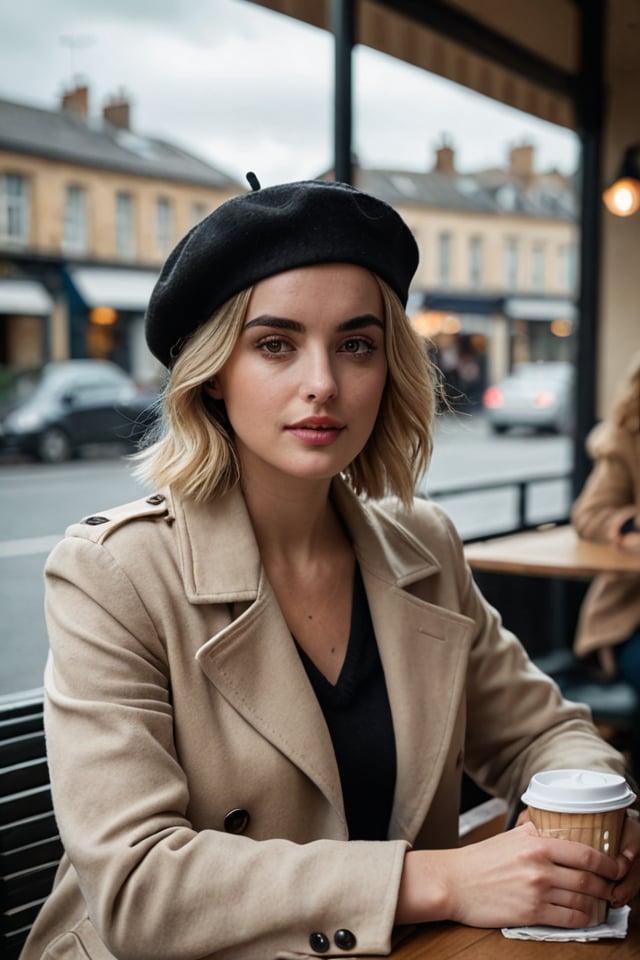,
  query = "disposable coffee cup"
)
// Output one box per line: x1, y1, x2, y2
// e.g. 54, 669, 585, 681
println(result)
521, 769, 636, 926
